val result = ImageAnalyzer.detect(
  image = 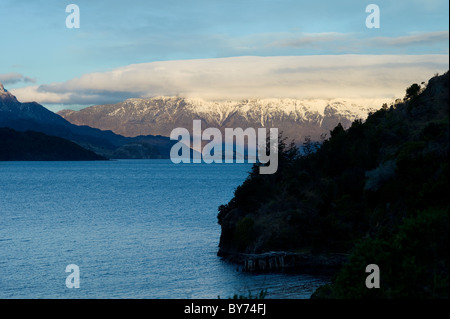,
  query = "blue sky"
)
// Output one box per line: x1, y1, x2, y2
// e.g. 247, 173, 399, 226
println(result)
0, 0, 448, 108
